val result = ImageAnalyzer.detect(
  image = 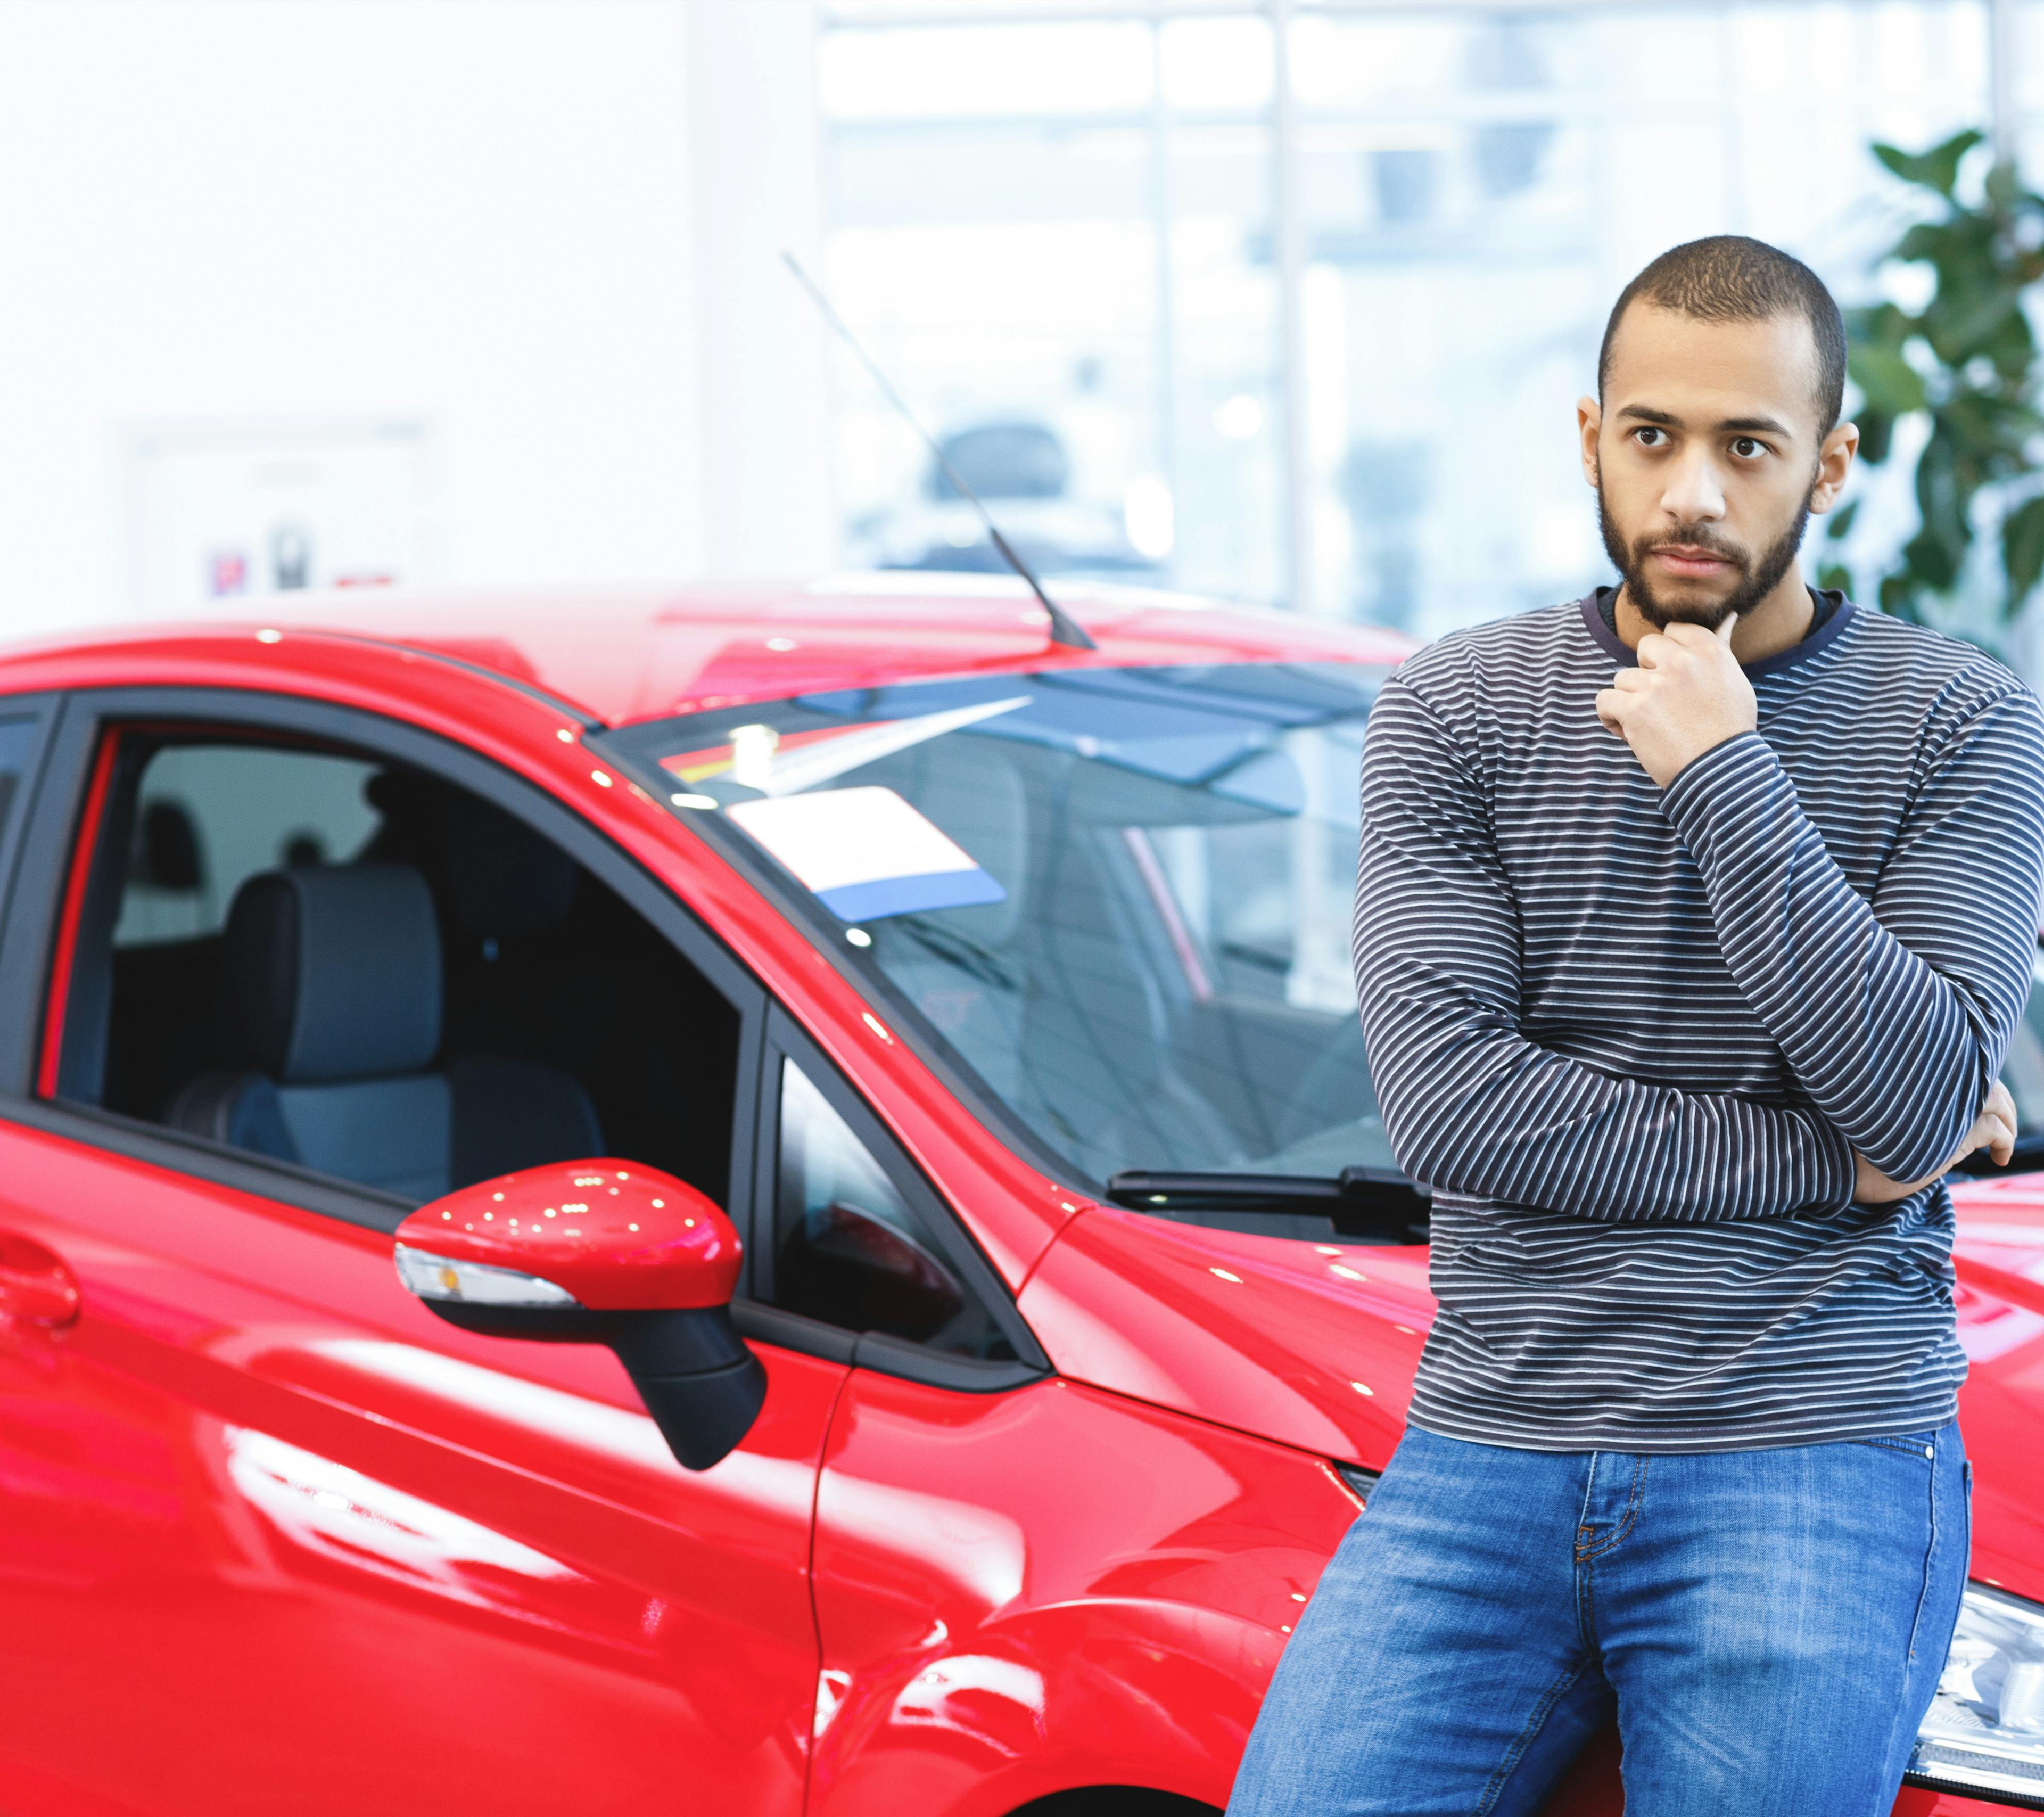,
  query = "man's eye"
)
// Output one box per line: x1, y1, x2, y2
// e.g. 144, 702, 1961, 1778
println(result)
1633, 427, 1667, 448
1731, 436, 1765, 459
